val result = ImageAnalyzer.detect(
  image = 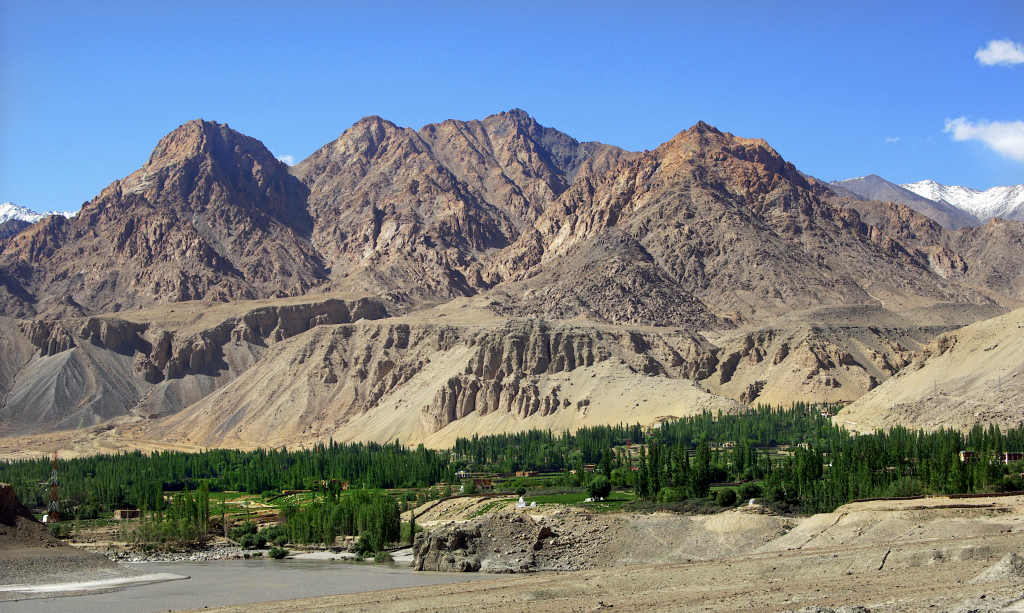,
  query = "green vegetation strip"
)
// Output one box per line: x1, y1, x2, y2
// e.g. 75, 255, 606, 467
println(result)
4, 404, 1024, 528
